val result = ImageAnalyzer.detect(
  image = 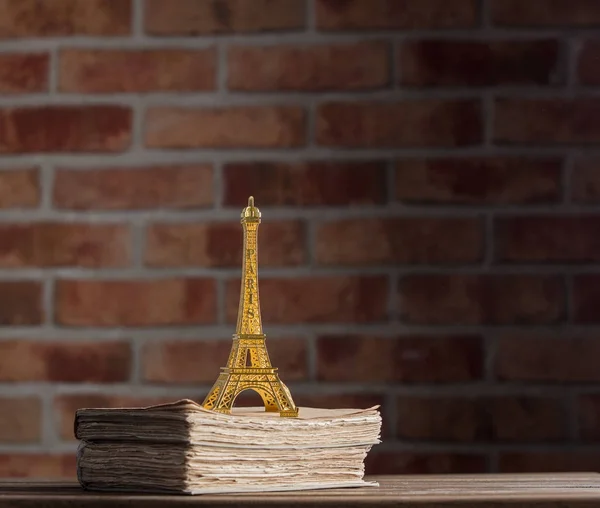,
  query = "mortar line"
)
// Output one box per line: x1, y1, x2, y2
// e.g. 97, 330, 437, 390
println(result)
483, 213, 494, 267
0, 146, 579, 167
385, 392, 398, 443
131, 219, 146, 270
0, 325, 405, 341
39, 162, 54, 212
483, 92, 494, 147
130, 337, 143, 385
567, 37, 582, 92
388, 272, 399, 323
132, 0, 144, 38
0, 262, 599, 279
565, 273, 574, 323
305, 218, 317, 268
0, 322, 599, 340
131, 96, 145, 151
4, 86, 600, 107
0, 442, 78, 454
385, 160, 396, 204
3, 201, 600, 222
216, 279, 226, 325
562, 152, 576, 204
480, 0, 491, 28
484, 333, 497, 383
48, 47, 58, 94
306, 0, 315, 32
41, 385, 59, 448
306, 334, 318, 382
0, 30, 598, 50
214, 162, 224, 208
566, 390, 579, 442
391, 40, 400, 89
43, 278, 55, 328
217, 39, 228, 96
306, 100, 317, 148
